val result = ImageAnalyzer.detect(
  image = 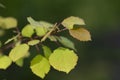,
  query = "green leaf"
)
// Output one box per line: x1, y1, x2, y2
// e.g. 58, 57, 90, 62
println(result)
42, 46, 52, 59
62, 16, 85, 29
35, 27, 47, 37
28, 39, 40, 46
56, 36, 76, 51
49, 47, 78, 73
30, 55, 50, 79
0, 55, 12, 69
15, 58, 24, 67
0, 17, 17, 29
21, 24, 34, 37
0, 29, 5, 36
9, 44, 29, 62
39, 21, 53, 29
48, 36, 57, 41
69, 28, 91, 41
